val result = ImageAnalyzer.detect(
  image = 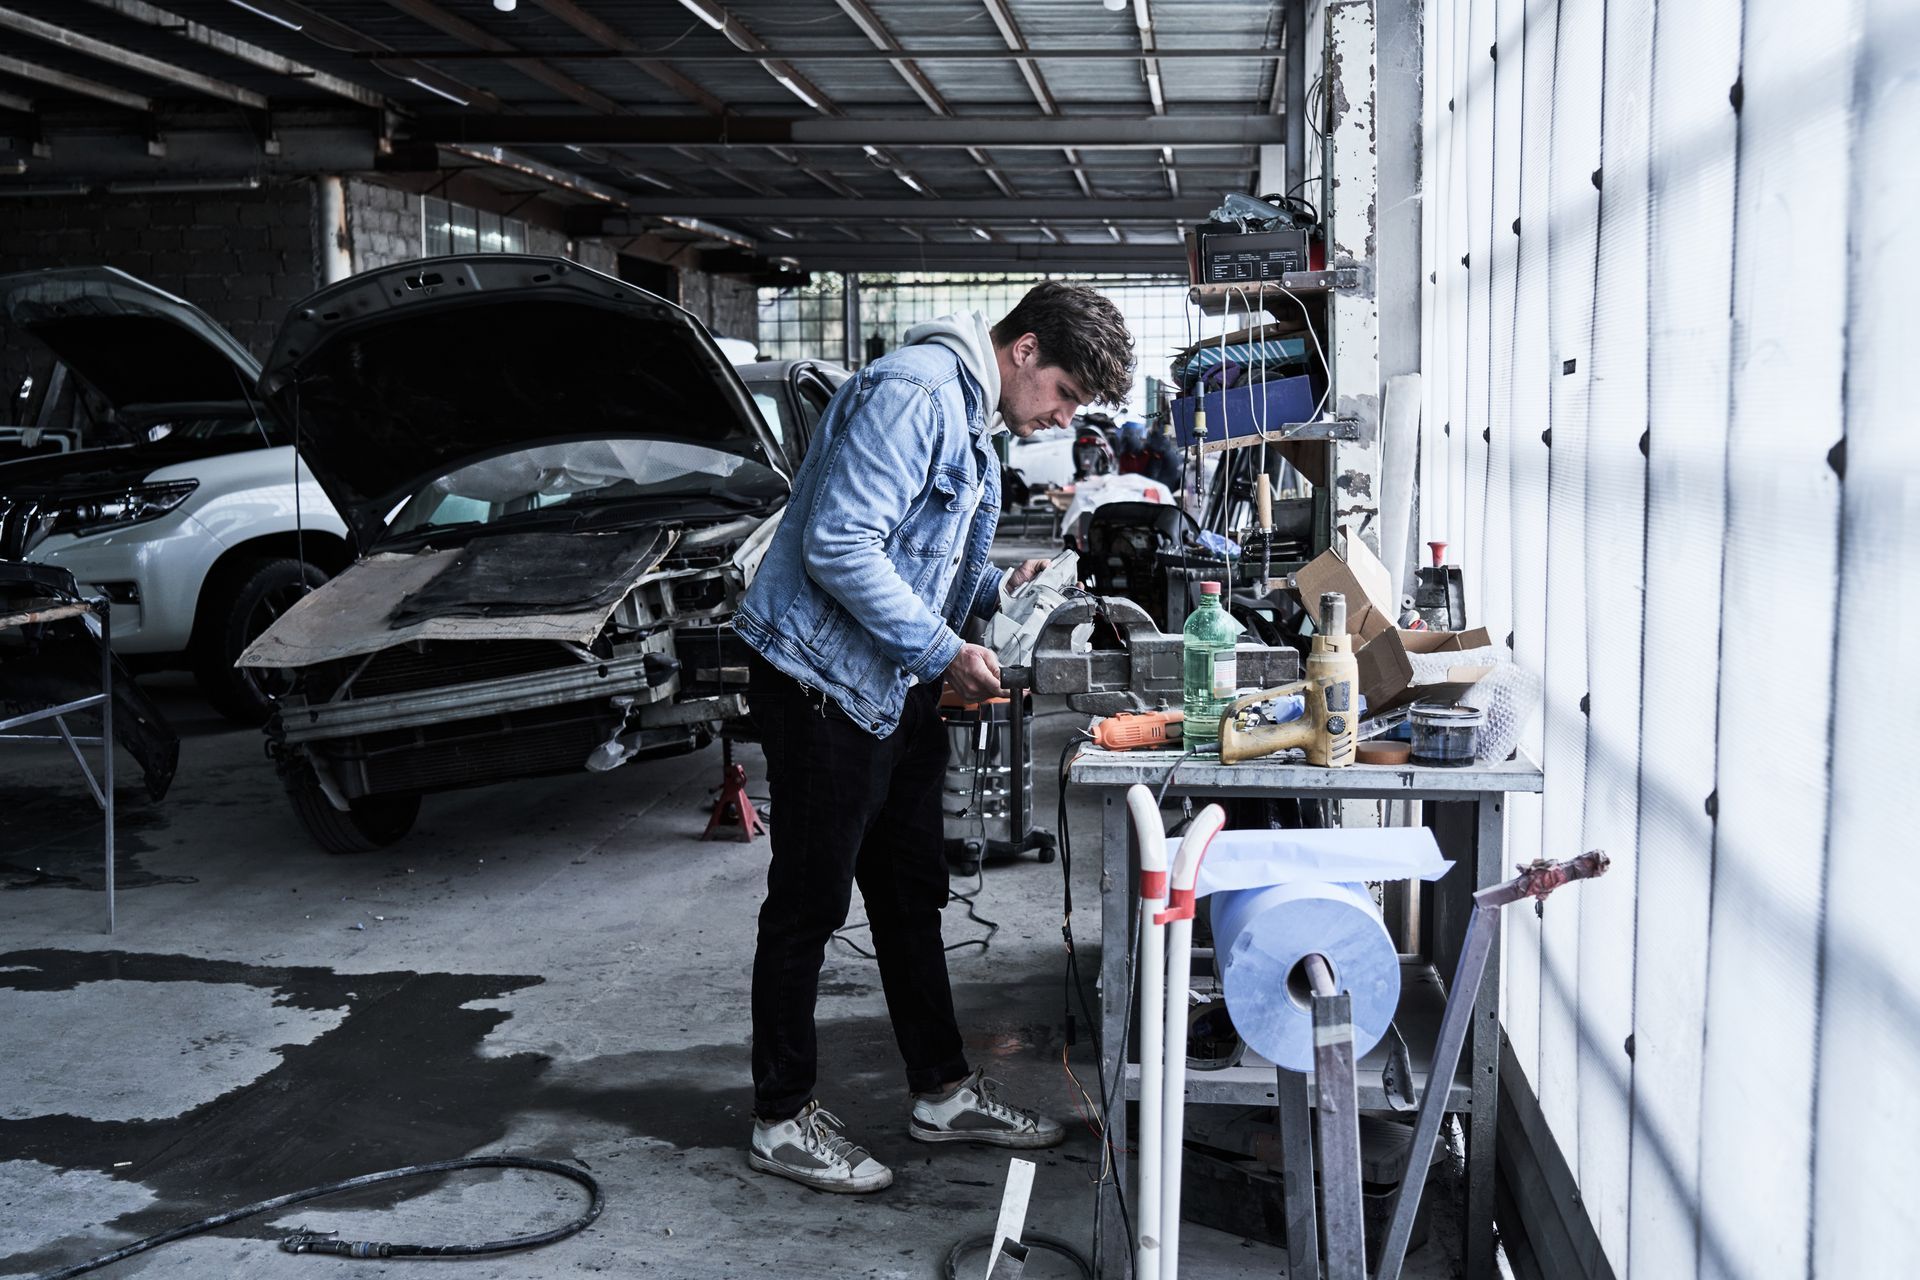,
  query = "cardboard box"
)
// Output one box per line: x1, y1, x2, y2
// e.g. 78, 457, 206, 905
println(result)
1357, 625, 1493, 715
1290, 544, 1492, 714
